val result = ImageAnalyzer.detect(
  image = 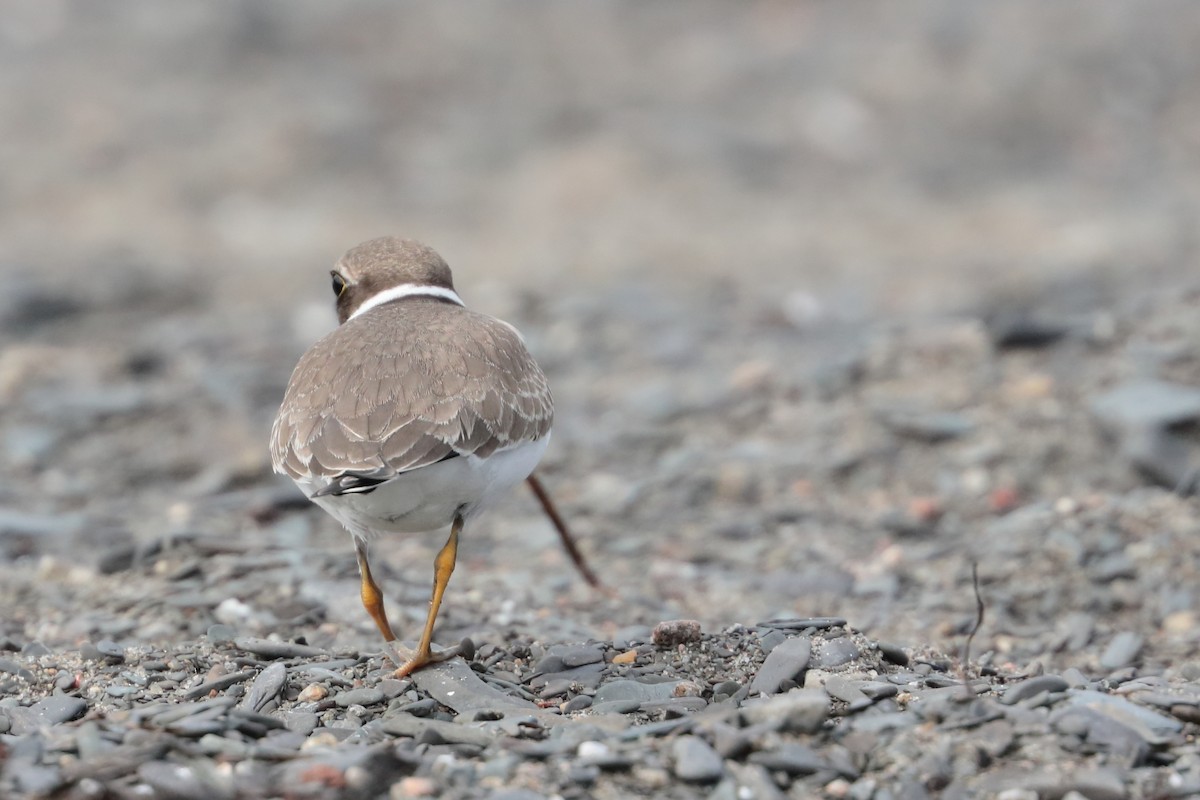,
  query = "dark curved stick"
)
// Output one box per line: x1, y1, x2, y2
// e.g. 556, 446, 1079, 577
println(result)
526, 473, 604, 589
